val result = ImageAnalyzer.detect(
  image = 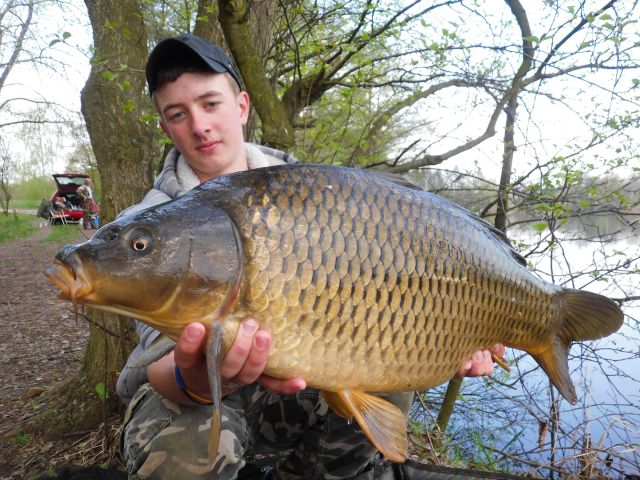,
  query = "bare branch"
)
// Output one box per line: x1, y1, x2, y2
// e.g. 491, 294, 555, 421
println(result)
0, 0, 33, 91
